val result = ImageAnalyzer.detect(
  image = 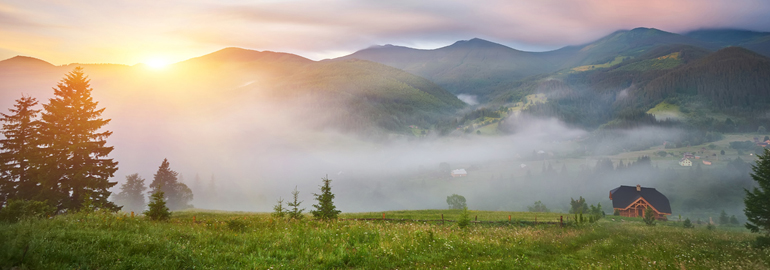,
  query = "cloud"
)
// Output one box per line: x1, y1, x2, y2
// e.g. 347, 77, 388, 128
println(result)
1, 0, 770, 64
